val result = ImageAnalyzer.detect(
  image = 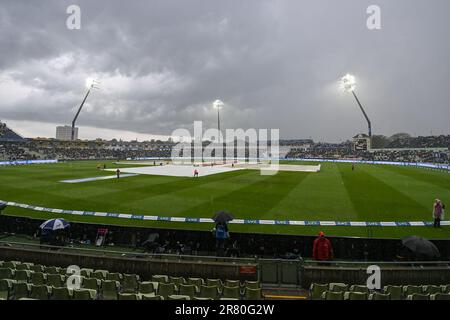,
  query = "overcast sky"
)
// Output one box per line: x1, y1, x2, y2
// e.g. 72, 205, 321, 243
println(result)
1, 0, 449, 142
